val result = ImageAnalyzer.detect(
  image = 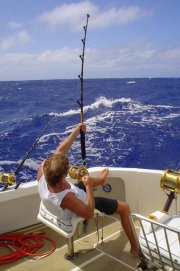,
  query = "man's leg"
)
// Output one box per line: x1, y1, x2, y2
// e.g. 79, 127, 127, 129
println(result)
116, 201, 138, 256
